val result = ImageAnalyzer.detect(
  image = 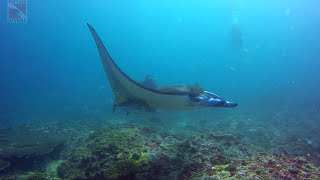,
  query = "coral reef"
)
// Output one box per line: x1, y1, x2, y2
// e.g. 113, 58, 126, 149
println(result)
104, 159, 138, 180
0, 109, 320, 179
54, 121, 320, 179
57, 125, 148, 179
209, 153, 320, 179
56, 124, 251, 179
